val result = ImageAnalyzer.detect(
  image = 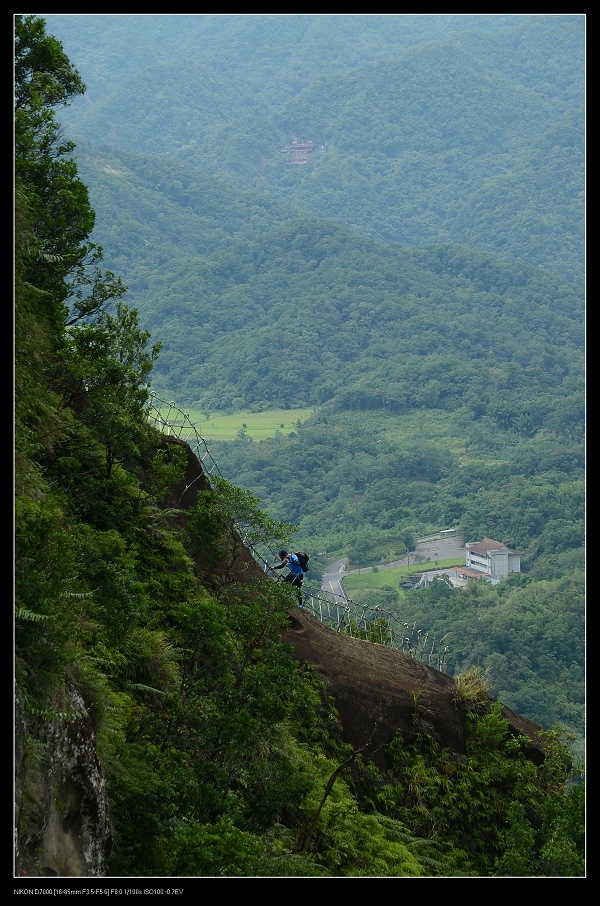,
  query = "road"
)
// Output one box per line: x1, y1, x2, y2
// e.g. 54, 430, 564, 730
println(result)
322, 558, 349, 598
350, 546, 466, 574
